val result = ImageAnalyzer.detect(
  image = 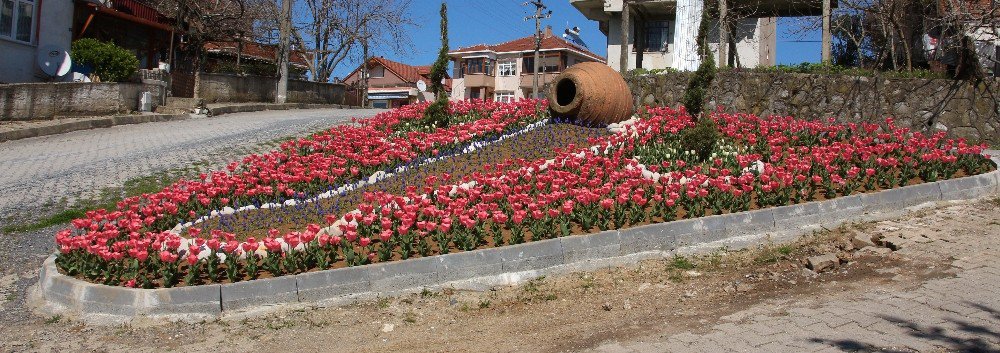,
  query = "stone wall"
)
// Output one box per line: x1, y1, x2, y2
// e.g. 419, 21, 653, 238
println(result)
627, 72, 1000, 145
0, 82, 167, 121
198, 73, 345, 104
